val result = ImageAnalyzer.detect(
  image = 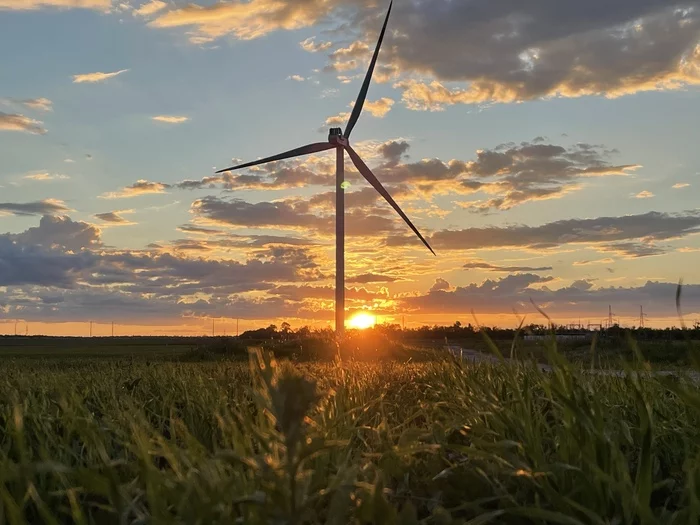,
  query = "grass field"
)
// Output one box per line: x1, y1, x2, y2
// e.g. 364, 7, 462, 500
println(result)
1, 335, 700, 524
